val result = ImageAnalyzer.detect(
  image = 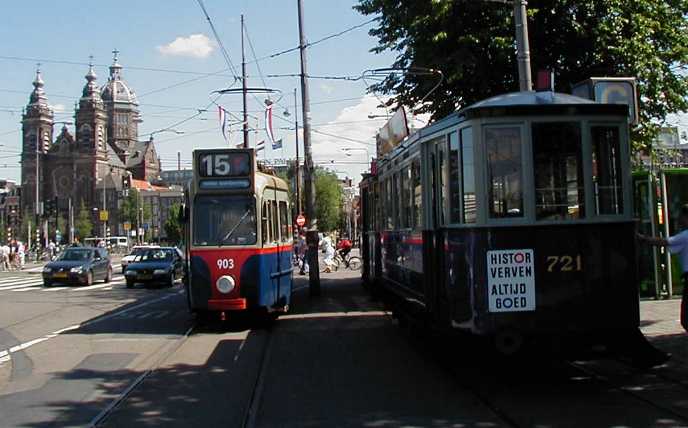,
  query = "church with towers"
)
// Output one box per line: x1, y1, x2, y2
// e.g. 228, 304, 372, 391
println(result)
20, 51, 162, 237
